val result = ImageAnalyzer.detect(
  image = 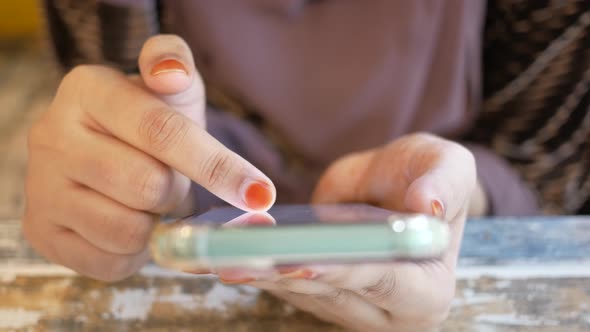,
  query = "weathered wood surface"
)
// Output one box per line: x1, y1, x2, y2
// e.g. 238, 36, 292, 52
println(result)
1, 267, 589, 332
1, 43, 590, 332
461, 217, 590, 264
2, 218, 590, 331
